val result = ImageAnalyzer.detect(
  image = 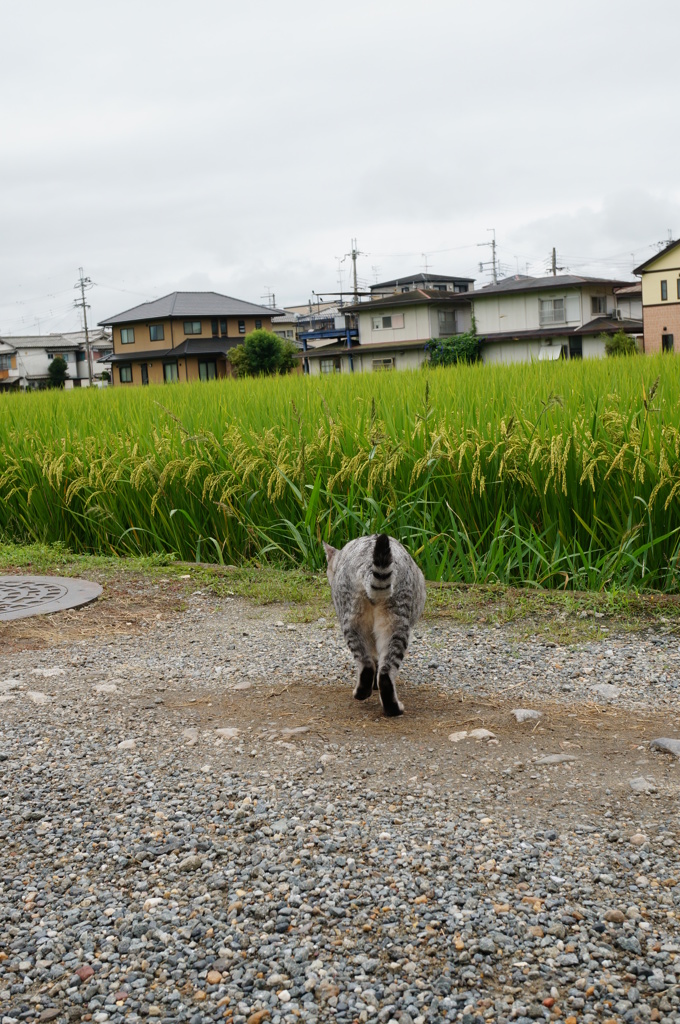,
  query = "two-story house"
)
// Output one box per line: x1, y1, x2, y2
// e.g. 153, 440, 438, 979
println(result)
0, 330, 112, 389
99, 291, 279, 386
634, 239, 680, 354
469, 274, 641, 363
303, 289, 474, 374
